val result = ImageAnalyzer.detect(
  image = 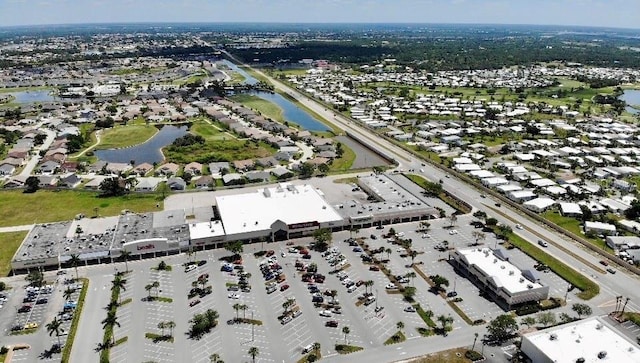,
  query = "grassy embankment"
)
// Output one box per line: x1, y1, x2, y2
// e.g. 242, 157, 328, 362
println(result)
97, 125, 158, 149
0, 190, 160, 228
0, 231, 28, 276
